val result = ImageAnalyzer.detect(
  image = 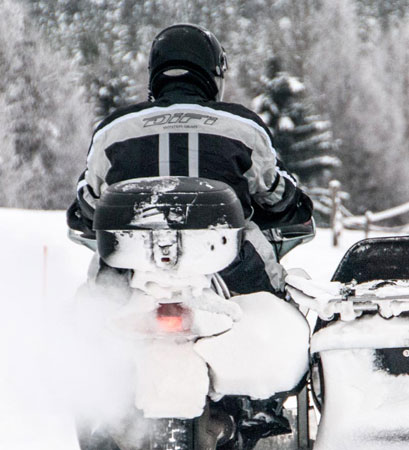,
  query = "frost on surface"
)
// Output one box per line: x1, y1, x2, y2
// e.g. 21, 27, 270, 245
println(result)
133, 341, 209, 419
287, 276, 409, 321
314, 347, 409, 450
195, 292, 310, 399
312, 314, 409, 353
117, 177, 181, 194
311, 281, 409, 449
108, 285, 240, 340
106, 228, 240, 275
